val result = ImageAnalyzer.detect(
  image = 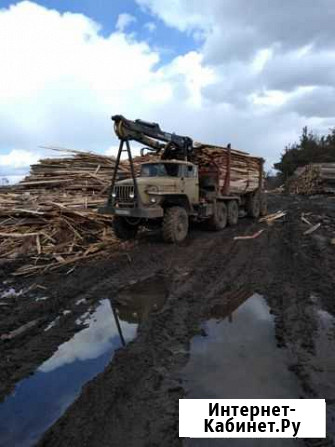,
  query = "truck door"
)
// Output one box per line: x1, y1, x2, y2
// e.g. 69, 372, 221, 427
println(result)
181, 165, 199, 204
